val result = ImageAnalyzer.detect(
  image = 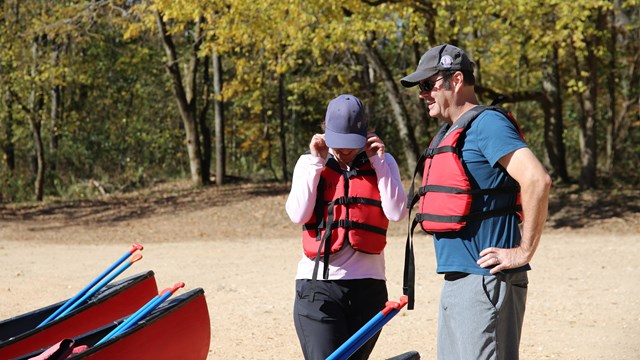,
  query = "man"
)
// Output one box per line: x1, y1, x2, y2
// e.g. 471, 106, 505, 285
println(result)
400, 44, 551, 359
